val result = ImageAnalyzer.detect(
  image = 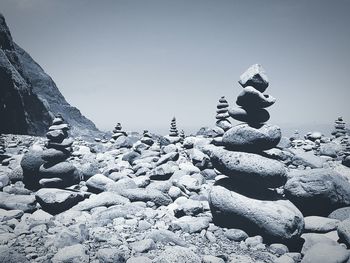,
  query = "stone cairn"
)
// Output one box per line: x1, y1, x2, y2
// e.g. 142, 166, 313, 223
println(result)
332, 117, 347, 138
216, 96, 231, 131
141, 130, 154, 146
0, 134, 5, 154
207, 64, 304, 244
179, 129, 185, 144
341, 135, 350, 167
112, 123, 127, 140
169, 117, 179, 137
38, 115, 80, 188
